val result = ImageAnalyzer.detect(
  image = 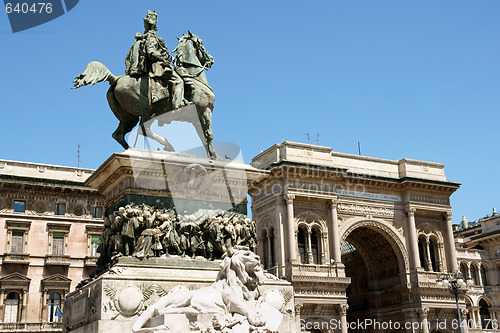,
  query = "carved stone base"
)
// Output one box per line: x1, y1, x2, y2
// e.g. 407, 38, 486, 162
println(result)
62, 256, 296, 333
85, 149, 269, 215
62, 256, 221, 332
